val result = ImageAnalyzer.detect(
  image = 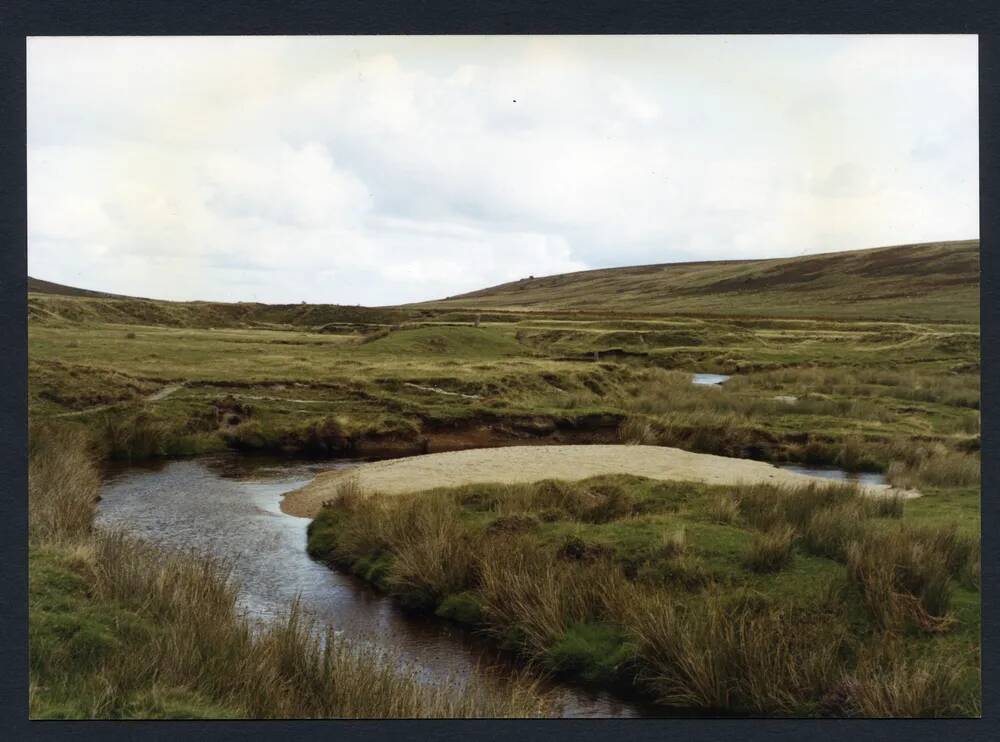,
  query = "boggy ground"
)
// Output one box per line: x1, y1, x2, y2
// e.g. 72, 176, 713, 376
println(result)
29, 297, 980, 487
27, 265, 981, 717
306, 474, 980, 716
